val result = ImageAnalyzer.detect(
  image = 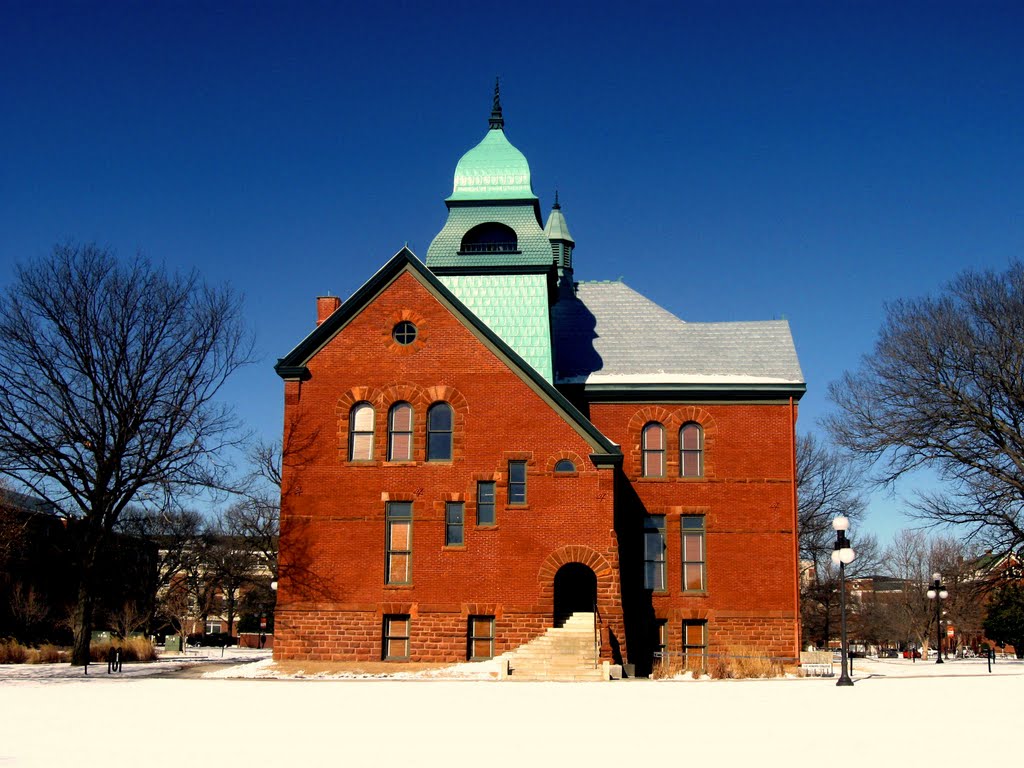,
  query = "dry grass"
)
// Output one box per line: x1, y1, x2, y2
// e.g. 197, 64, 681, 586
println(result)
652, 654, 709, 679
2, 637, 160, 665
89, 637, 157, 663
707, 646, 784, 679
0, 638, 29, 664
